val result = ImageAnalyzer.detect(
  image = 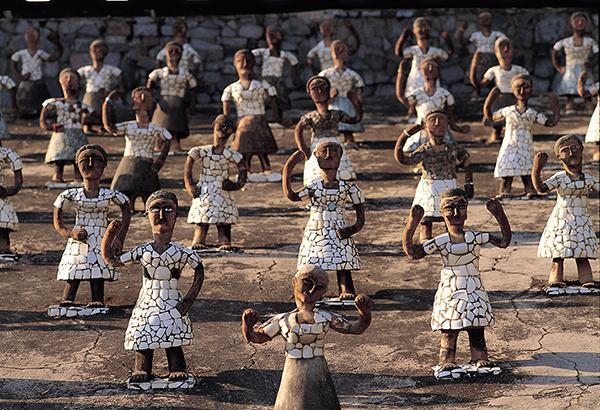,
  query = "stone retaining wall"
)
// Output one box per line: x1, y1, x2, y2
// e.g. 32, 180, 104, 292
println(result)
0, 8, 597, 105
